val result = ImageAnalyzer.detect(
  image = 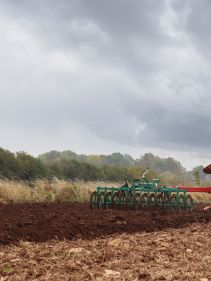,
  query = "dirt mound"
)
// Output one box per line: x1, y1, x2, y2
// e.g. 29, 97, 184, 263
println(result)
0, 202, 210, 245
